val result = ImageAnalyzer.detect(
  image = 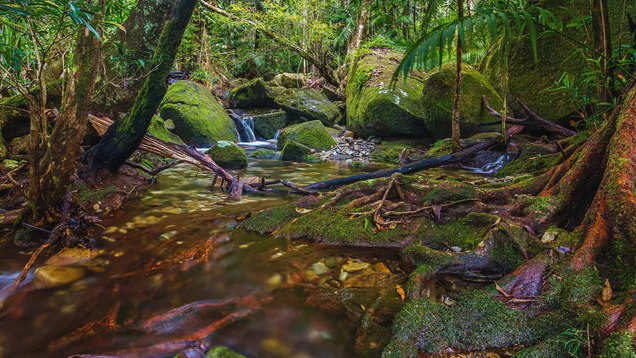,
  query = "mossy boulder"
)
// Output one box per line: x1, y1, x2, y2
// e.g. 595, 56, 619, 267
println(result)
147, 115, 185, 145
8, 135, 29, 155
346, 47, 429, 138
206, 141, 248, 169
277, 120, 336, 151
281, 140, 313, 162
228, 78, 277, 108
251, 110, 287, 139
273, 88, 342, 126
480, 0, 636, 121
270, 73, 307, 88
159, 81, 237, 147
422, 63, 503, 138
